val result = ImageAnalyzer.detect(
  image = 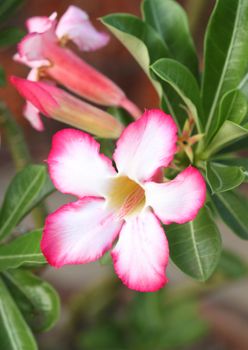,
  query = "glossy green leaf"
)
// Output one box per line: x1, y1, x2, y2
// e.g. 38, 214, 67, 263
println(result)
206, 162, 245, 193
208, 89, 247, 140
166, 207, 222, 281
213, 190, 248, 239
0, 165, 52, 241
0, 277, 37, 350
213, 157, 248, 176
101, 14, 189, 130
101, 13, 169, 95
0, 27, 25, 47
217, 250, 248, 279
3, 269, 60, 332
0, 230, 45, 271
0, 0, 24, 24
204, 121, 248, 156
202, 0, 248, 131
142, 0, 199, 78
0, 65, 6, 86
152, 58, 203, 132
218, 135, 248, 153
